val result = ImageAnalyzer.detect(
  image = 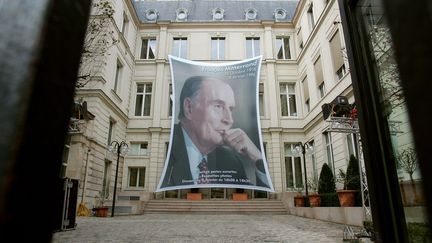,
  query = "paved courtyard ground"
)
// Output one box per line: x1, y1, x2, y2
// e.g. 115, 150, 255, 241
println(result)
52, 214, 353, 242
